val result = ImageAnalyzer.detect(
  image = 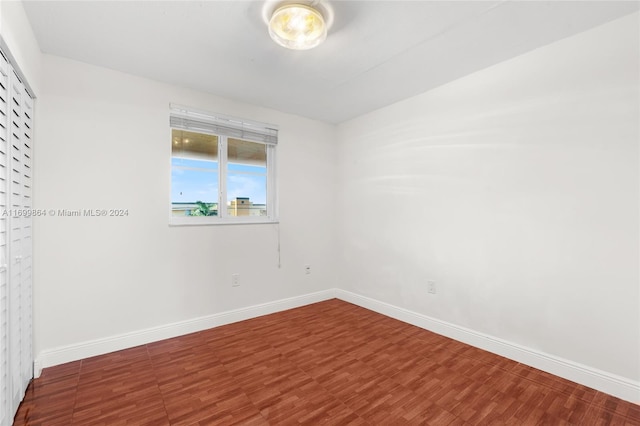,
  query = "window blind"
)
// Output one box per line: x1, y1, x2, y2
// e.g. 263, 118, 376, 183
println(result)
170, 104, 278, 145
